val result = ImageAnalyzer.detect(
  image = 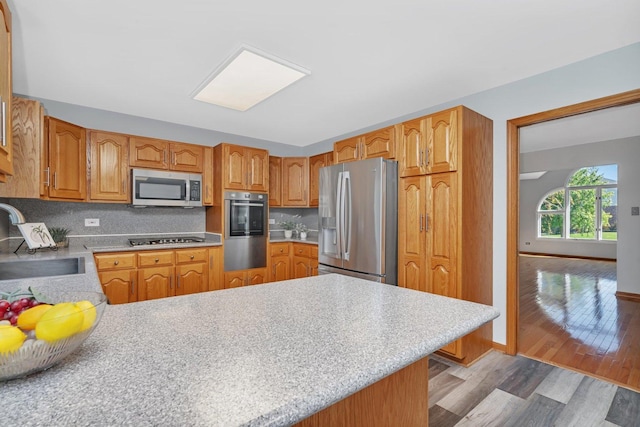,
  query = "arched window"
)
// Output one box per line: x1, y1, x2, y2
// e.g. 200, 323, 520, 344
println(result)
537, 164, 617, 241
